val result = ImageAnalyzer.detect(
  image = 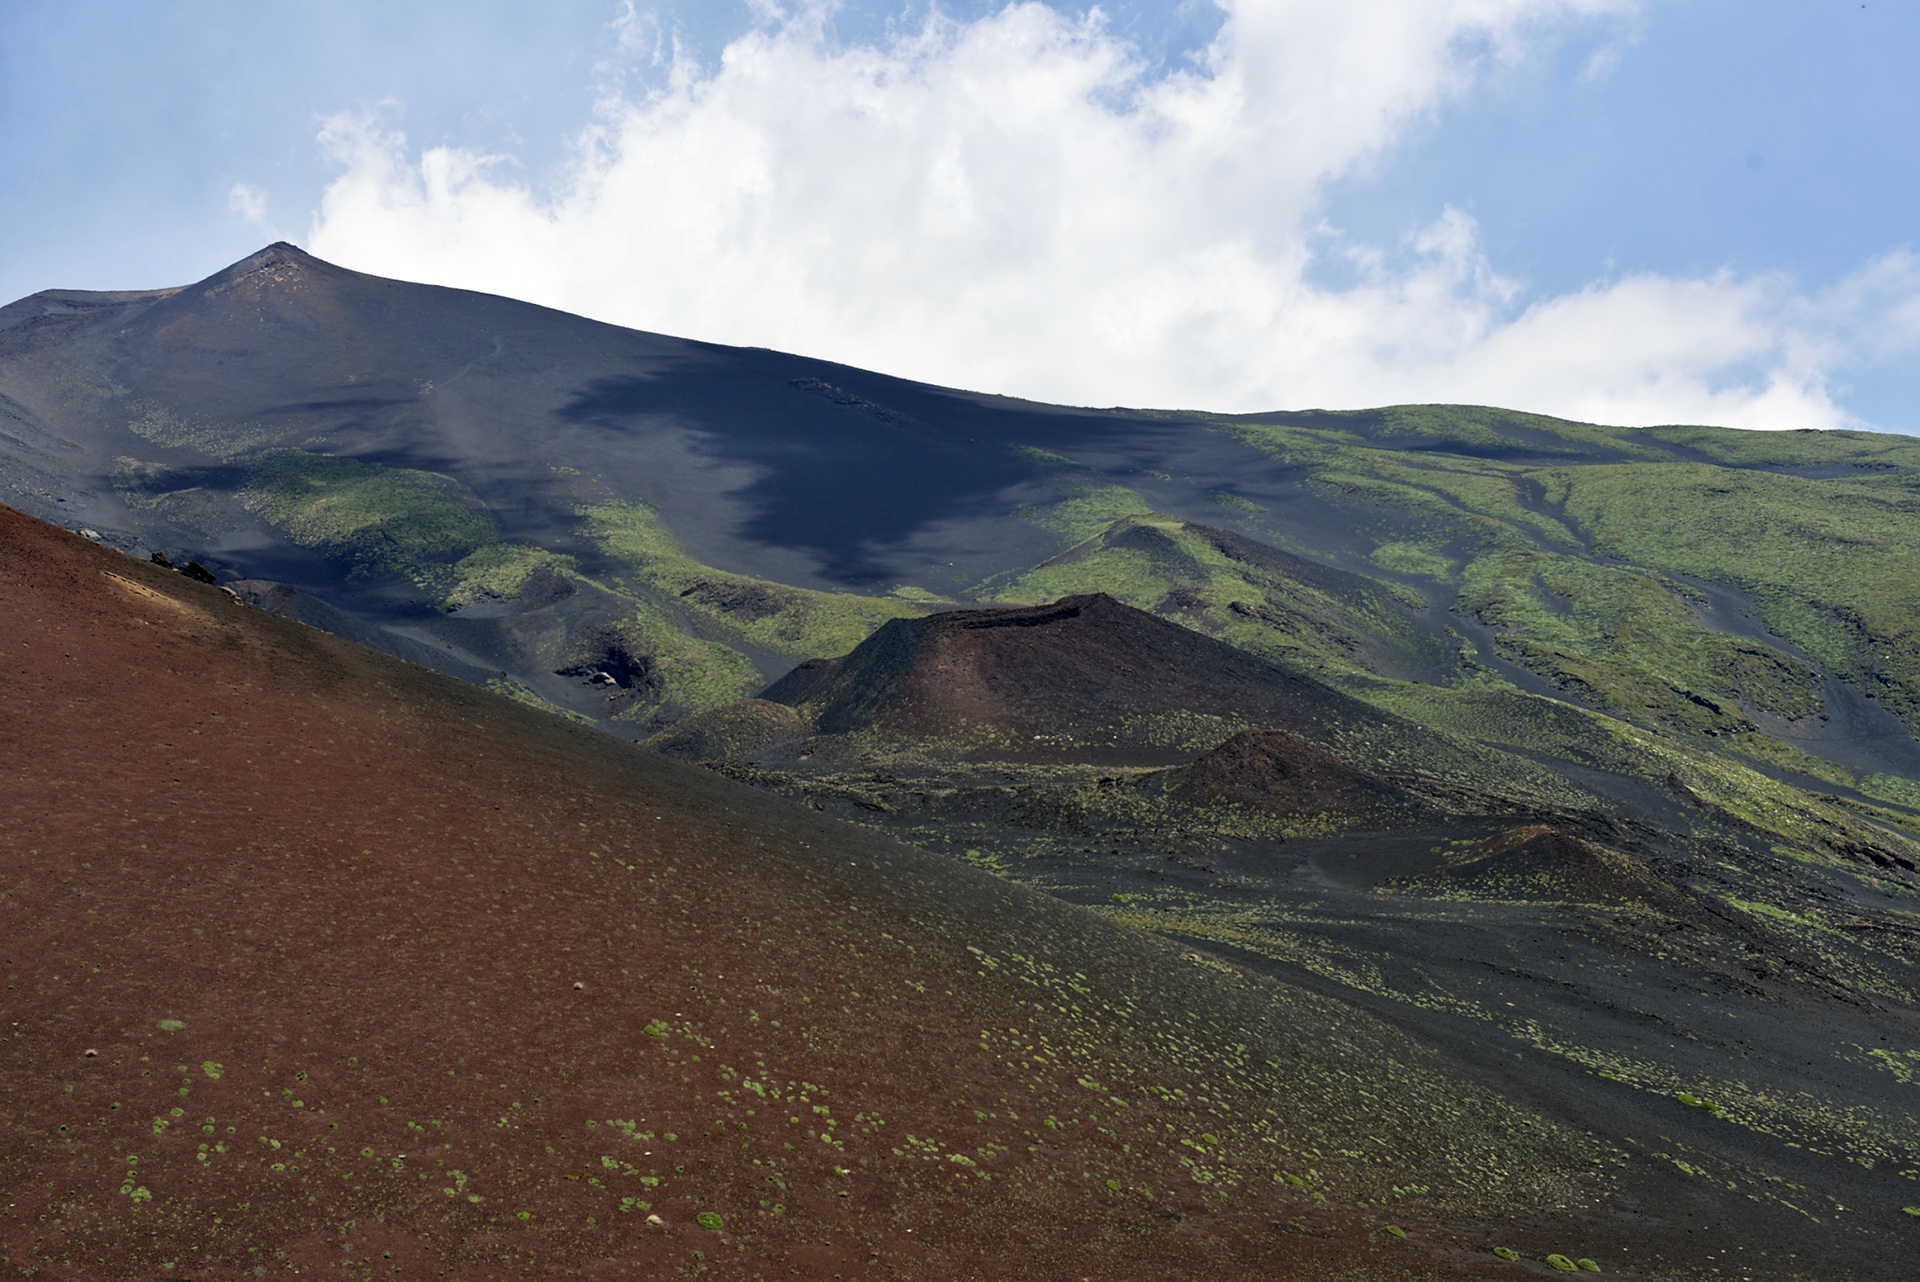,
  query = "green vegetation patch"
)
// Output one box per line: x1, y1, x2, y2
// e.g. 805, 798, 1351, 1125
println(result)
485, 678, 595, 725
1455, 550, 1822, 738
110, 458, 237, 535
645, 698, 807, 761
126, 401, 289, 459
1640, 424, 1920, 470
602, 602, 762, 729
239, 451, 496, 577
579, 500, 923, 659
991, 515, 1452, 685
1864, 1048, 1920, 1086
1370, 541, 1454, 579
1013, 481, 1159, 545
445, 543, 579, 609
1862, 773, 1920, 812
998, 541, 1173, 613
1554, 462, 1920, 726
